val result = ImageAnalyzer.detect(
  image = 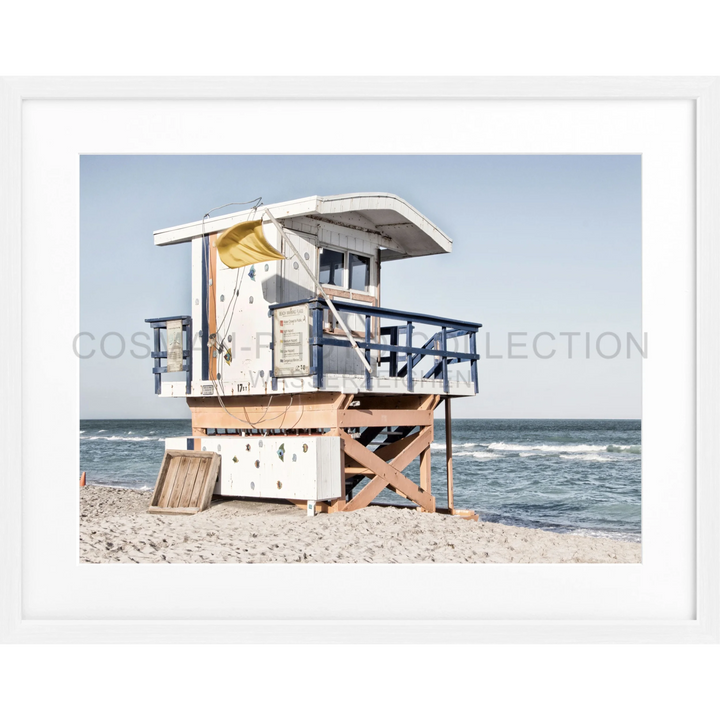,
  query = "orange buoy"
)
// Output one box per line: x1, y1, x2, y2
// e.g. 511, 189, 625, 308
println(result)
80, 471, 86, 487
